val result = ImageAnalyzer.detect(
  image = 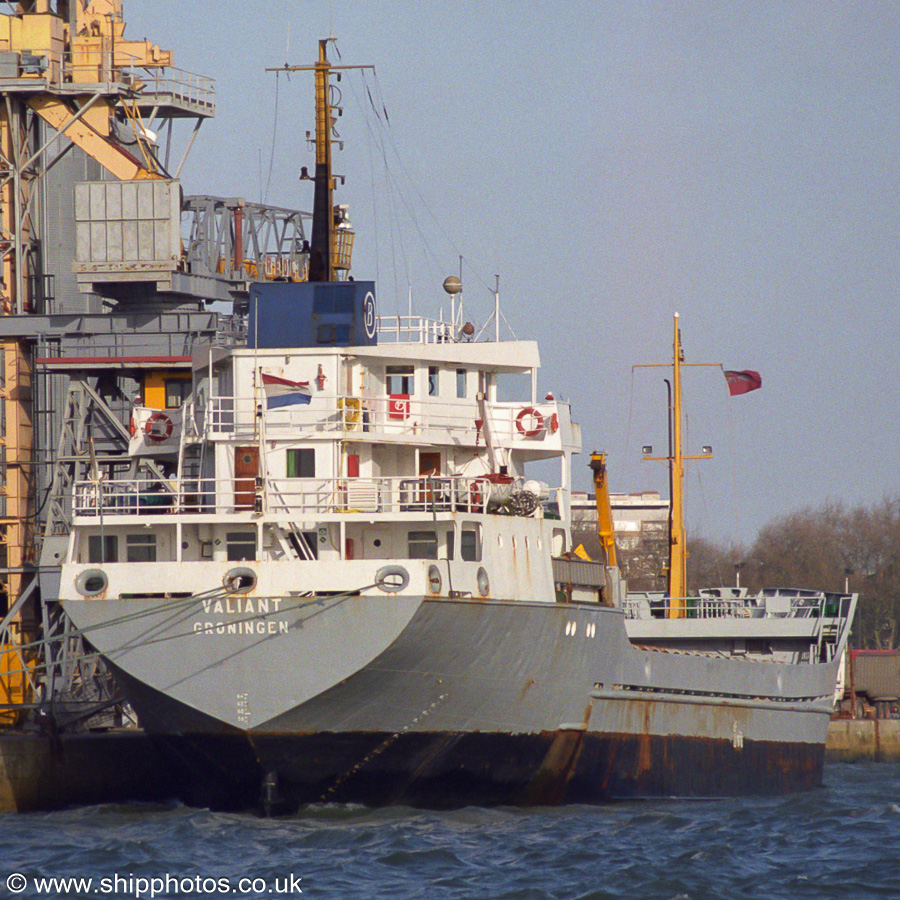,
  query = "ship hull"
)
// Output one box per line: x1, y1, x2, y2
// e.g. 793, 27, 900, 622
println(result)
64, 594, 838, 811
142, 726, 824, 813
